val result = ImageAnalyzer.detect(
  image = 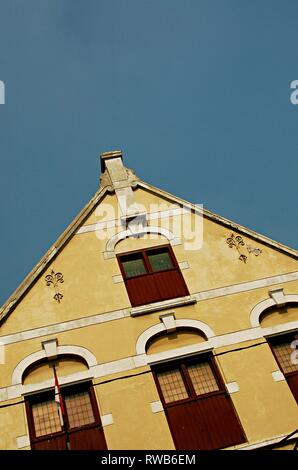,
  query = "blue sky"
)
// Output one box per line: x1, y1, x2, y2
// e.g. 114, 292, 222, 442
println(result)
0, 1, 297, 306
